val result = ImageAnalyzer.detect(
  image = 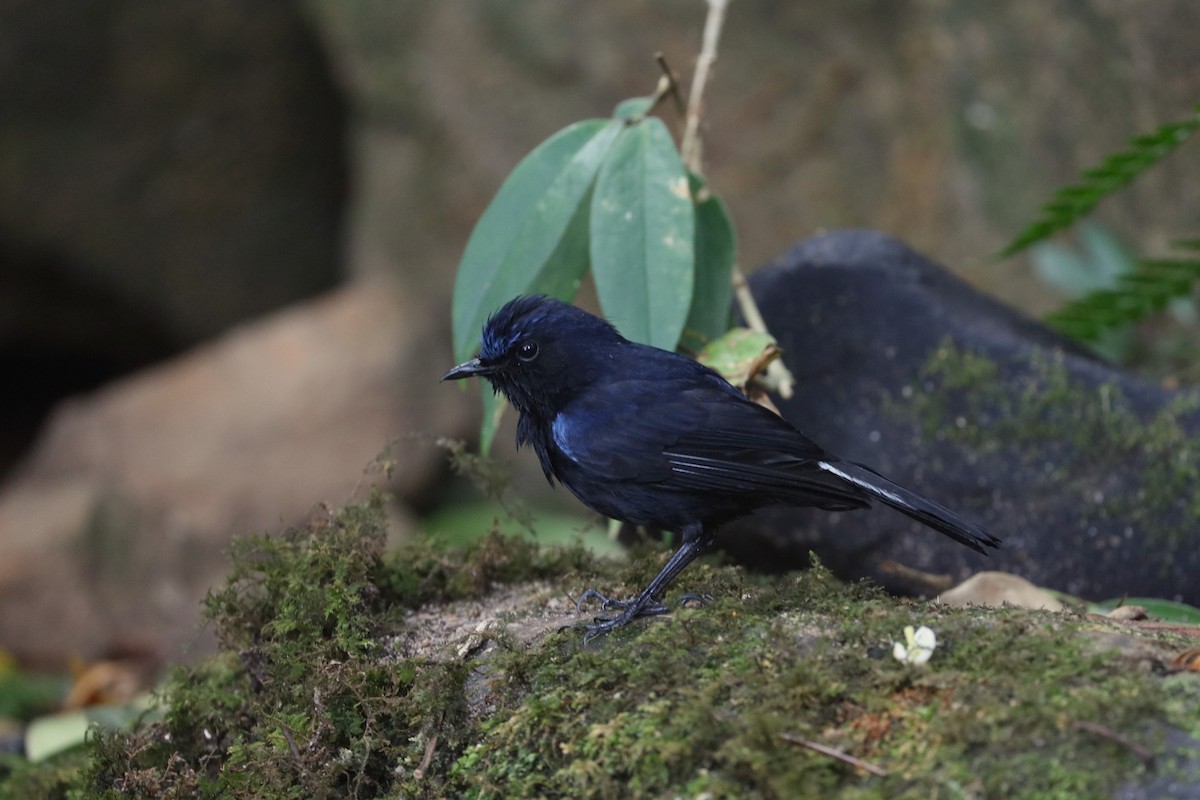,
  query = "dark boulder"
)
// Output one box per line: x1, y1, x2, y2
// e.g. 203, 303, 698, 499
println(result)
727, 230, 1200, 604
